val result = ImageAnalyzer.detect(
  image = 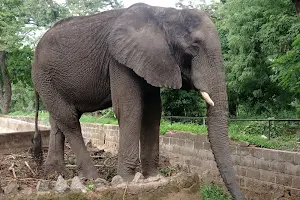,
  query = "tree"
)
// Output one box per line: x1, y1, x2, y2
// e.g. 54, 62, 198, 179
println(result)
293, 0, 300, 14
0, 0, 27, 113
66, 0, 123, 16
219, 0, 300, 116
